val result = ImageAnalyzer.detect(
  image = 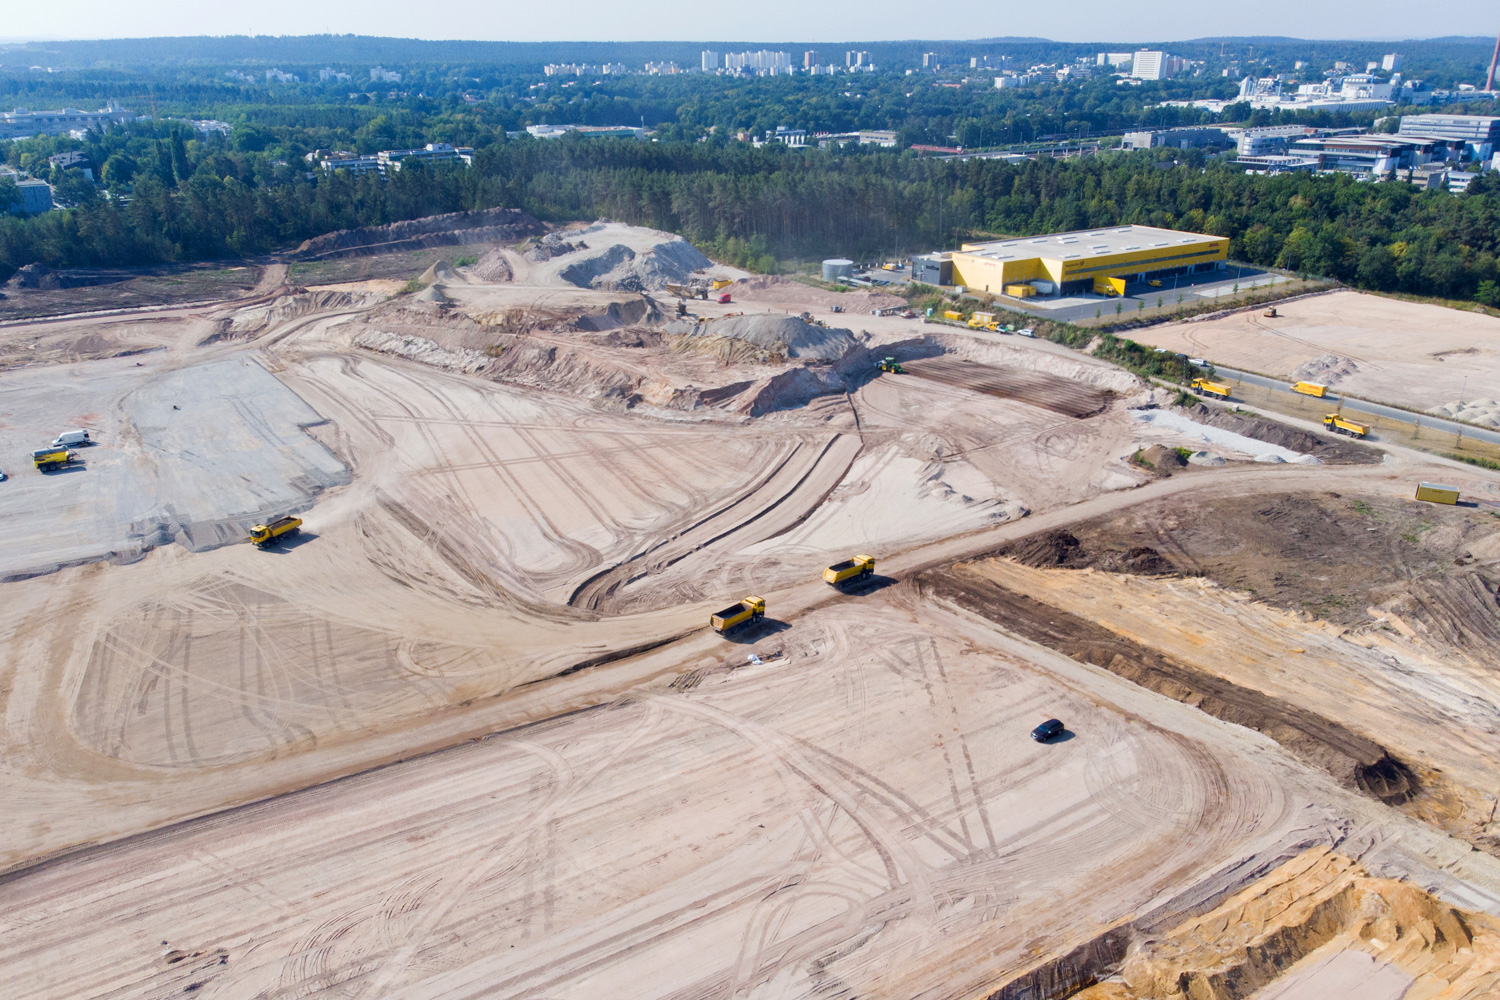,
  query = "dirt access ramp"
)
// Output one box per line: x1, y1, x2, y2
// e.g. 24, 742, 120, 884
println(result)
903, 355, 1114, 418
